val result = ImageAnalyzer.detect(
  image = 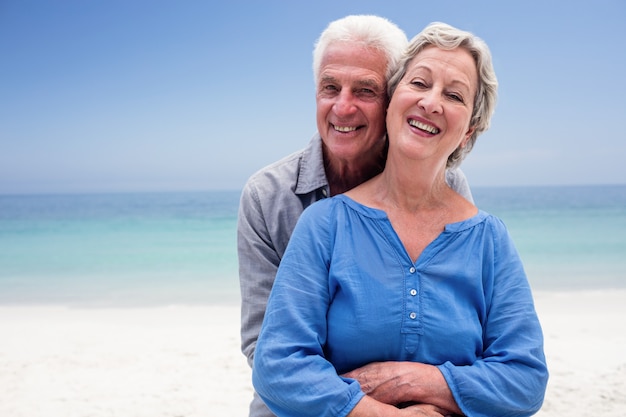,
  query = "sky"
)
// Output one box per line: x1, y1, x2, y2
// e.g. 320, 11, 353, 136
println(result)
1, 0, 625, 194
